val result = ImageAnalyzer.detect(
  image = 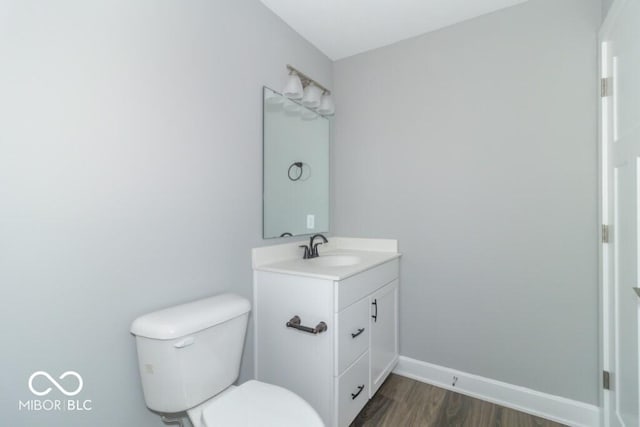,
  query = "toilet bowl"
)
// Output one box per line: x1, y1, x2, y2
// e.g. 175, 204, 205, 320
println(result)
187, 380, 323, 427
130, 293, 324, 427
